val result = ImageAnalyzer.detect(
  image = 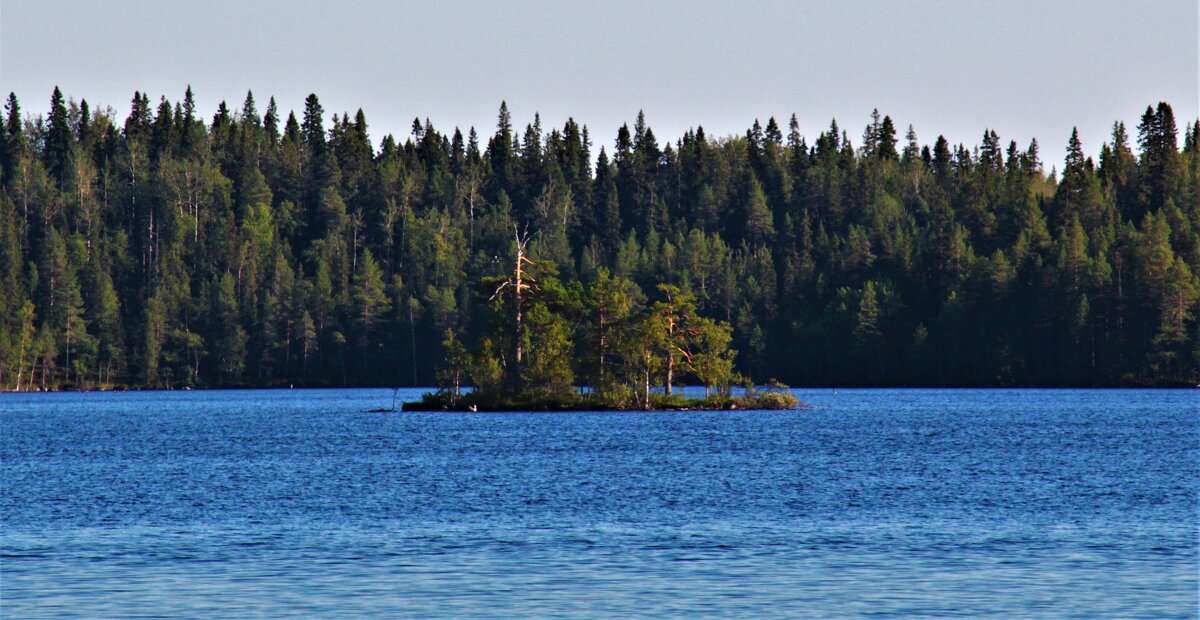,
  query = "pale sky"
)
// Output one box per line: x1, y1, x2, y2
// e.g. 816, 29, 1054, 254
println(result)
2, 0, 1197, 162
